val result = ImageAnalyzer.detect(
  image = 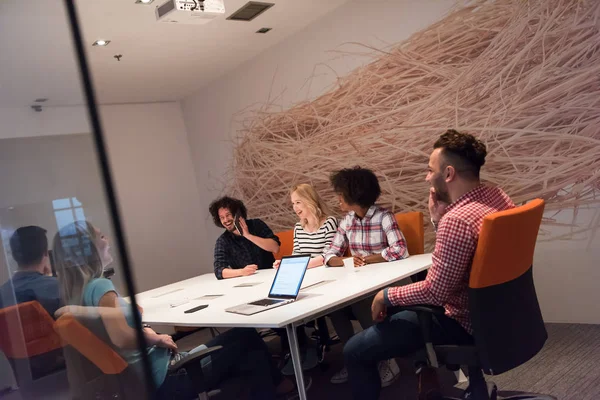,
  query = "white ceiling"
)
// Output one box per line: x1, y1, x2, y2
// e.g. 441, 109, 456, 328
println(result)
0, 0, 350, 107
